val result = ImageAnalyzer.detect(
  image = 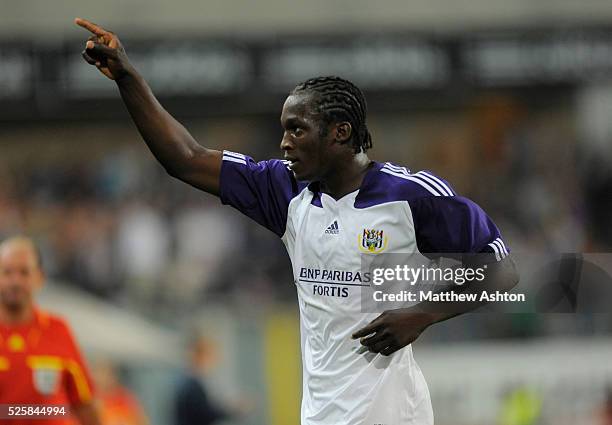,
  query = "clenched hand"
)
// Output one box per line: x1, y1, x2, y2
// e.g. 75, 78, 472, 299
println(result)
352, 309, 434, 356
